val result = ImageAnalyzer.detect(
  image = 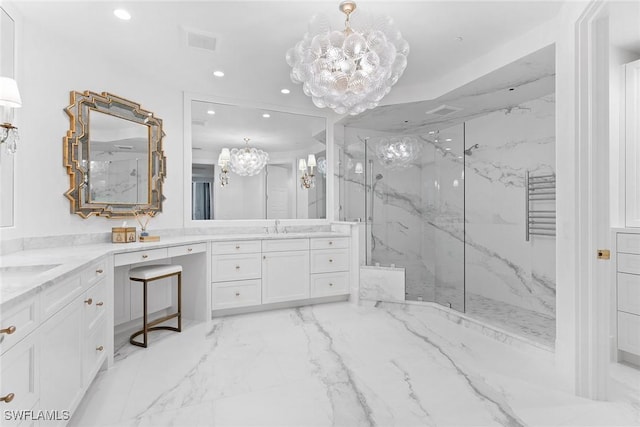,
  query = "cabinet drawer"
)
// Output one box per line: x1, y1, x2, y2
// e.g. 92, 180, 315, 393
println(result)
311, 271, 349, 297
82, 259, 107, 287
83, 317, 107, 385
211, 240, 261, 255
262, 238, 309, 252
618, 311, 640, 355
0, 333, 38, 419
618, 233, 640, 254
310, 237, 349, 250
212, 279, 262, 310
212, 253, 262, 282
0, 296, 39, 355
168, 242, 207, 258
41, 276, 83, 321
311, 249, 350, 273
618, 273, 640, 315
114, 248, 168, 266
84, 279, 108, 331
618, 253, 640, 275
